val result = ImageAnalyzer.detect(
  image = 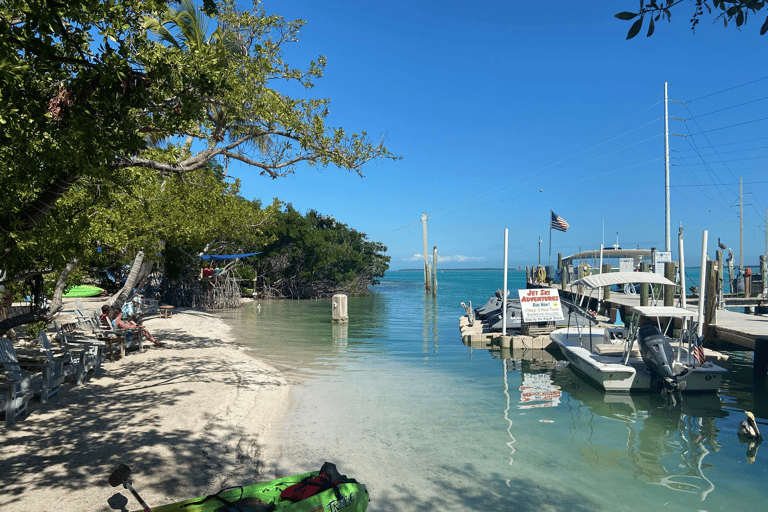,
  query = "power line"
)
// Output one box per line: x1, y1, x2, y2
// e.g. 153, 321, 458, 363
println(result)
686, 76, 768, 103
